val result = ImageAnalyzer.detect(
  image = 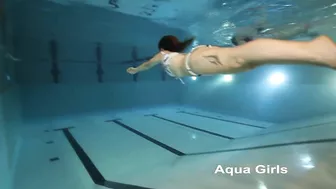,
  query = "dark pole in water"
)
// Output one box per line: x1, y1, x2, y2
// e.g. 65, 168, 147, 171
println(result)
96, 42, 104, 83
131, 47, 138, 82
49, 40, 60, 84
